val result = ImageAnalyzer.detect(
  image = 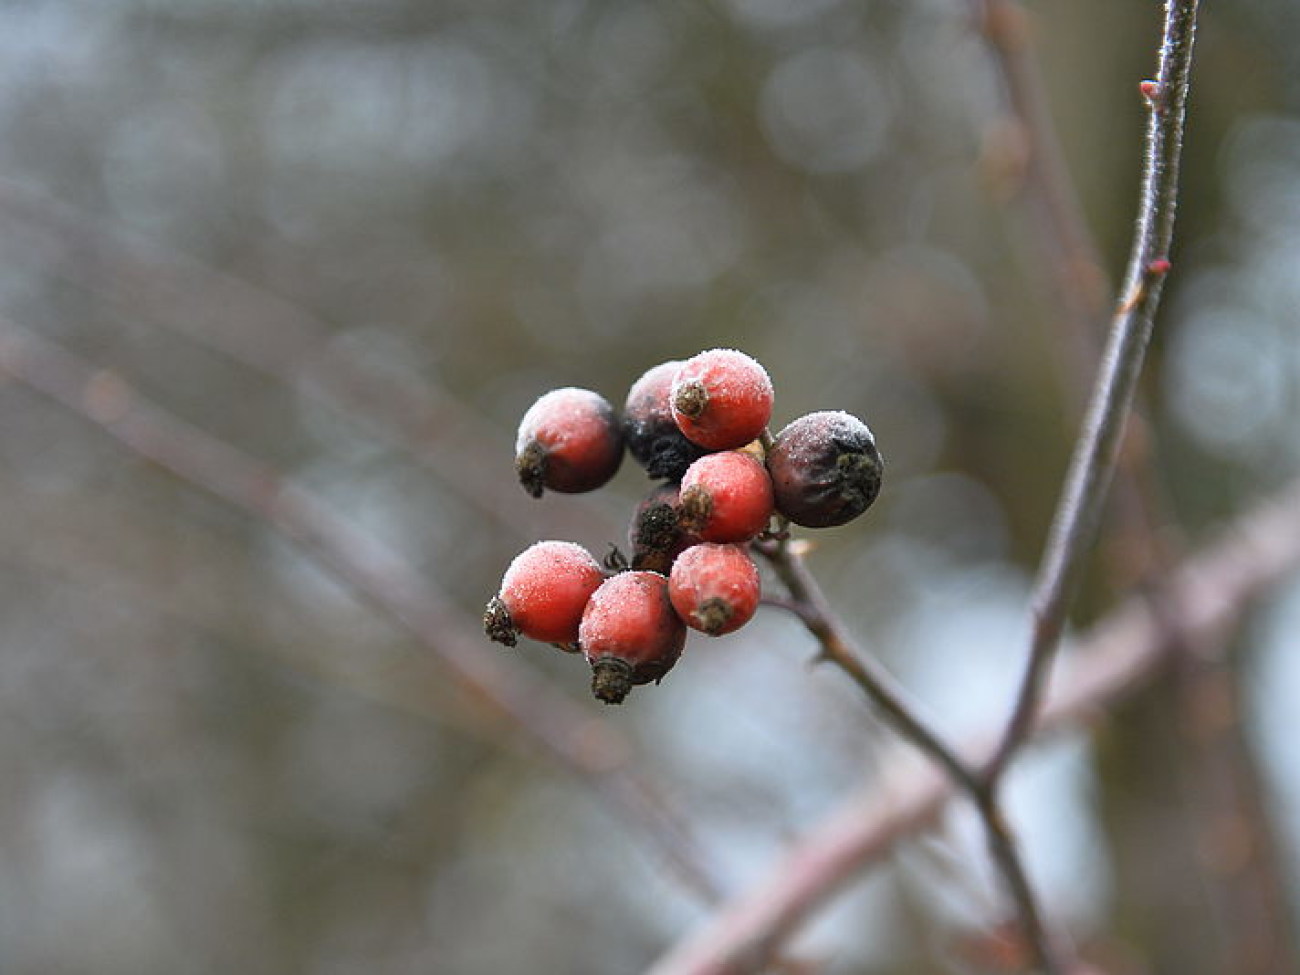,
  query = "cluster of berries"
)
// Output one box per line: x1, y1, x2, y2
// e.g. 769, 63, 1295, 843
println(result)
484, 349, 883, 704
